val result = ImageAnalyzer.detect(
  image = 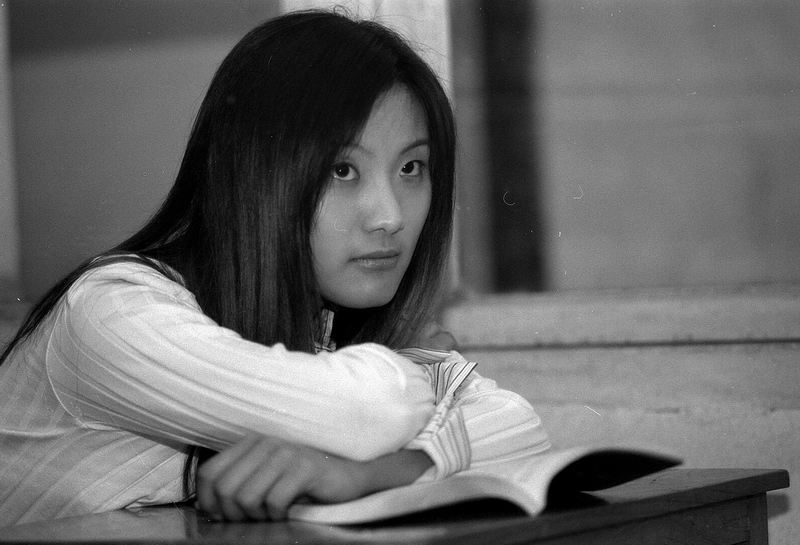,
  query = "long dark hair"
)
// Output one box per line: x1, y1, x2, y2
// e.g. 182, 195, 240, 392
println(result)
1, 10, 456, 497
